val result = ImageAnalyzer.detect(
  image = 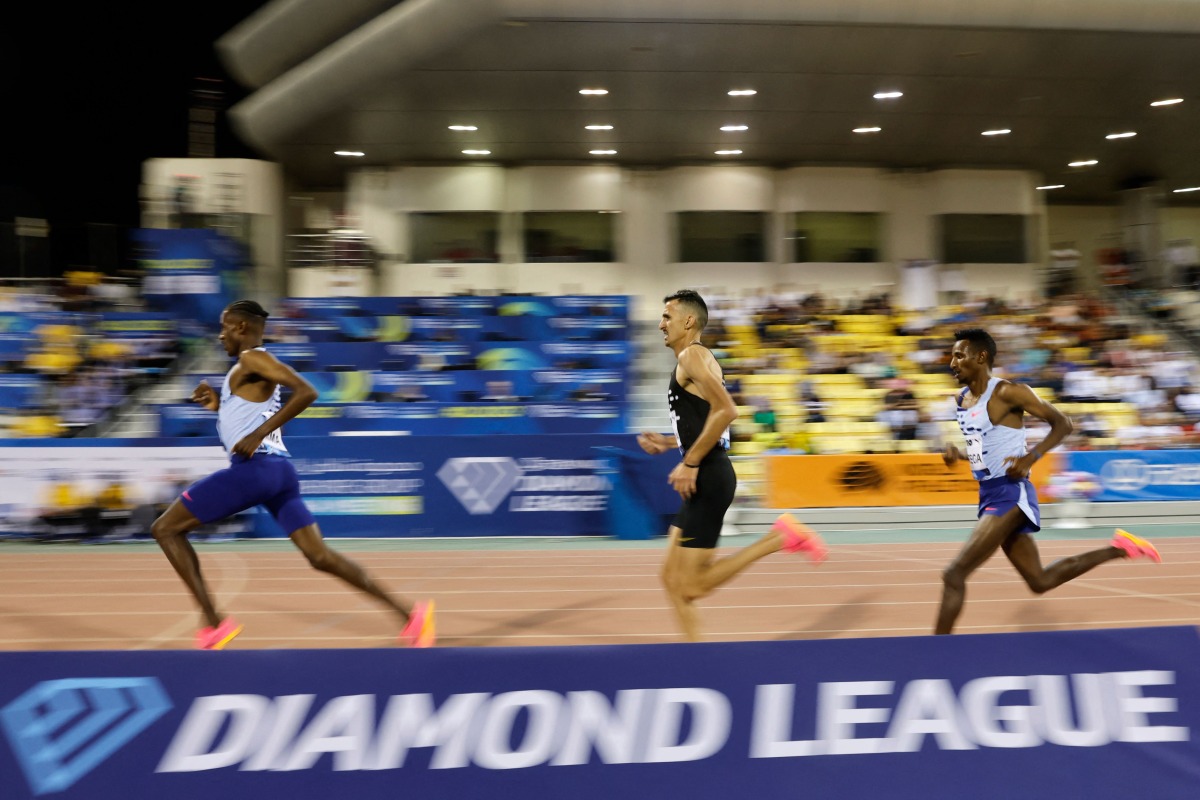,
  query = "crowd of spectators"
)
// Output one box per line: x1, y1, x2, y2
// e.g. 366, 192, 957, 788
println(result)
0, 273, 188, 437
700, 289, 1200, 454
